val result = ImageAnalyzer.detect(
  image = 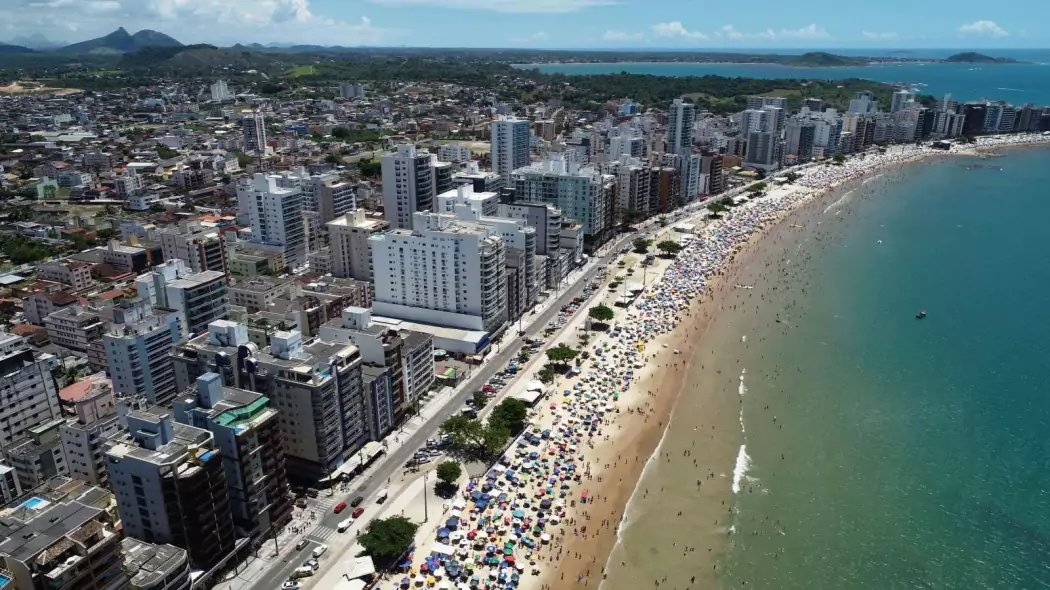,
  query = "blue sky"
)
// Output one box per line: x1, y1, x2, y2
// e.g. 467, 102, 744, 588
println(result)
1, 0, 1045, 49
